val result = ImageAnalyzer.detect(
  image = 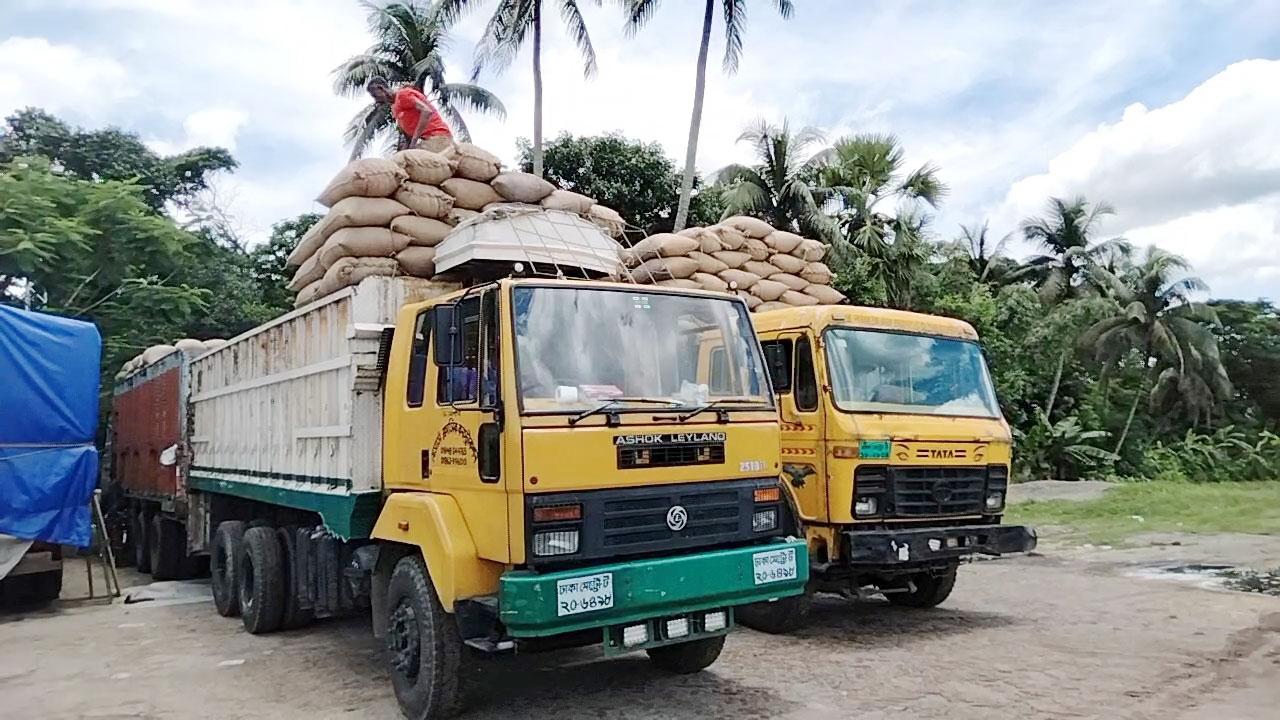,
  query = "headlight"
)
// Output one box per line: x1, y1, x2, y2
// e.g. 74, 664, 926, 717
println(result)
854, 496, 878, 516
532, 530, 579, 556
622, 624, 649, 647
985, 492, 1004, 511
703, 610, 727, 632
752, 509, 777, 532
665, 617, 690, 639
